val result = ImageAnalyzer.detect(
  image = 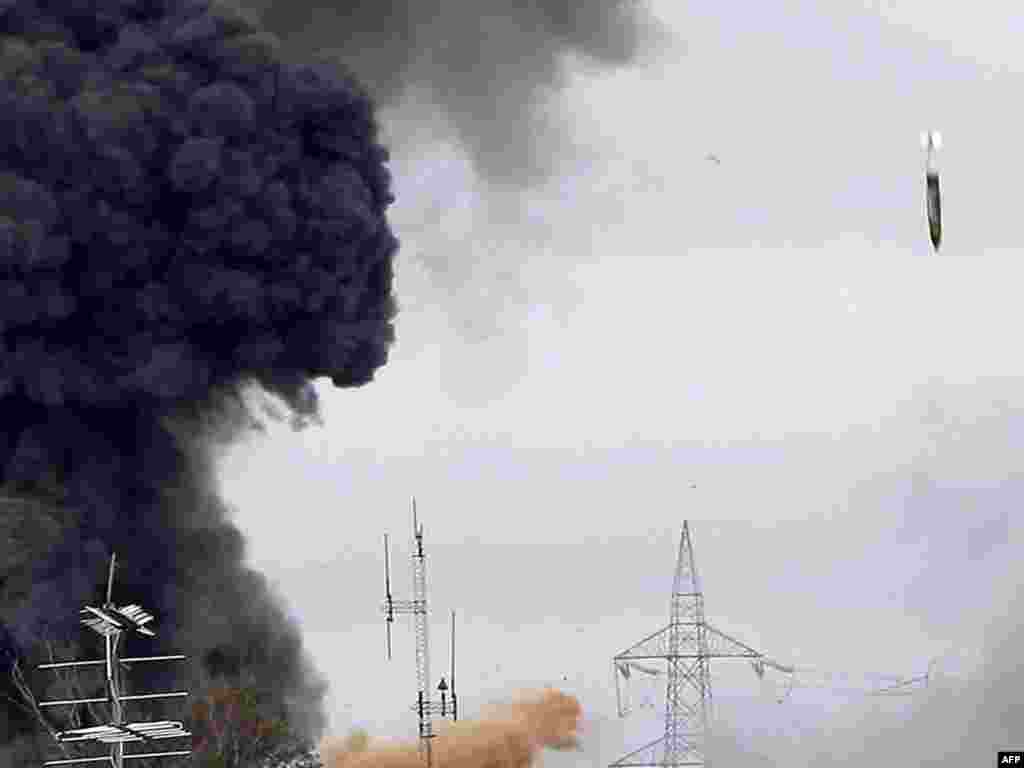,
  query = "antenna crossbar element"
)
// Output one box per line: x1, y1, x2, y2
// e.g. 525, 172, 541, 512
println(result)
56, 722, 191, 744
39, 692, 189, 708
121, 751, 192, 761
43, 758, 117, 766
80, 606, 156, 638
38, 655, 187, 670
43, 750, 194, 766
